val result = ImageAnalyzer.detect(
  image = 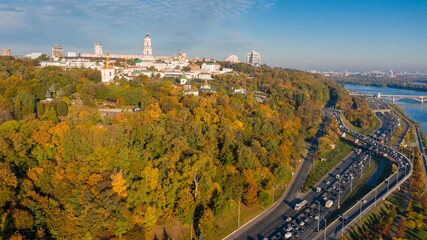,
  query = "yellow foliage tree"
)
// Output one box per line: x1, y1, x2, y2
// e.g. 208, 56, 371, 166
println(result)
111, 172, 128, 198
